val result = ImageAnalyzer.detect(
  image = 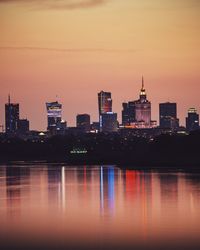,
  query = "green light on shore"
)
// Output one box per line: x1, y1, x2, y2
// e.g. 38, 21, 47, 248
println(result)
70, 148, 88, 154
